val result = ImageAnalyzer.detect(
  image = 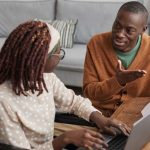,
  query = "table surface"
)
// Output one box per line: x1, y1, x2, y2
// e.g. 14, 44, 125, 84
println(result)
111, 97, 150, 128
